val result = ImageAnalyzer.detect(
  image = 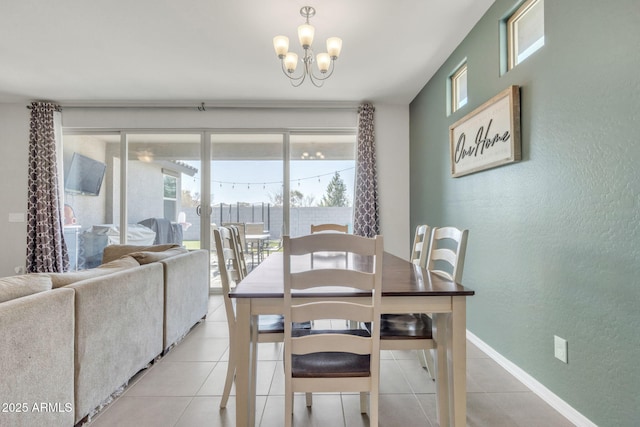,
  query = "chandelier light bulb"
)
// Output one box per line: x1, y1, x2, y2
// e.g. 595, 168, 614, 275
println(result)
284, 52, 298, 73
316, 53, 331, 72
326, 37, 342, 59
297, 24, 315, 48
273, 36, 289, 57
